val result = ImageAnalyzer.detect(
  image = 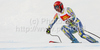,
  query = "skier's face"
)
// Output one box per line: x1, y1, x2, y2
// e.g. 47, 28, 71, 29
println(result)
55, 6, 61, 12
56, 8, 61, 12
